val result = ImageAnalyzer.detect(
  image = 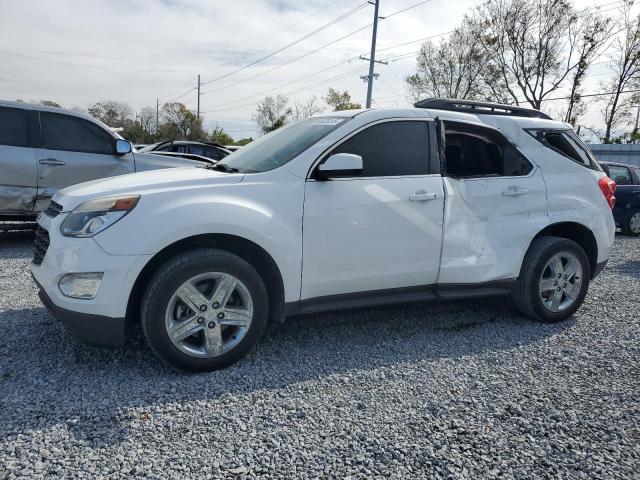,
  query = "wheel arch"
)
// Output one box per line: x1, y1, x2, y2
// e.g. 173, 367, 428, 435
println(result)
126, 233, 286, 325
531, 222, 598, 278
